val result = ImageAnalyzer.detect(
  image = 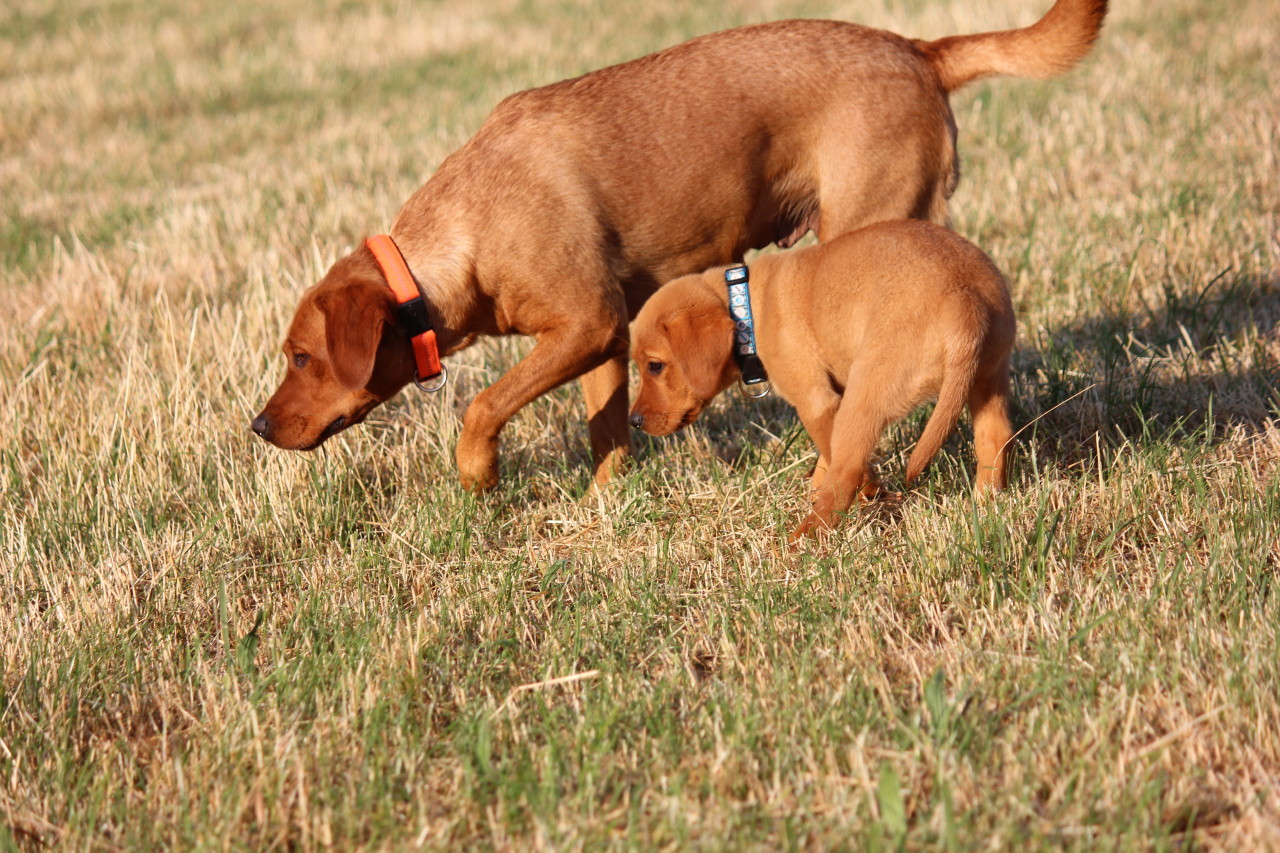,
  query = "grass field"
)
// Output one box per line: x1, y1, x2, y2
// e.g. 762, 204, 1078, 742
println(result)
3, 0, 1279, 848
